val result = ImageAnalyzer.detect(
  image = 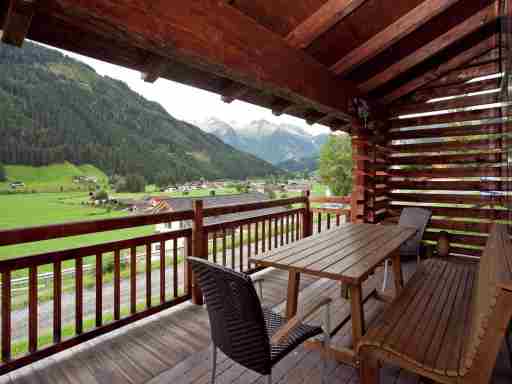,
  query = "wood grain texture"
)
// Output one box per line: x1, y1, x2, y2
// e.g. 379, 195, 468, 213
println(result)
330, 0, 461, 75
